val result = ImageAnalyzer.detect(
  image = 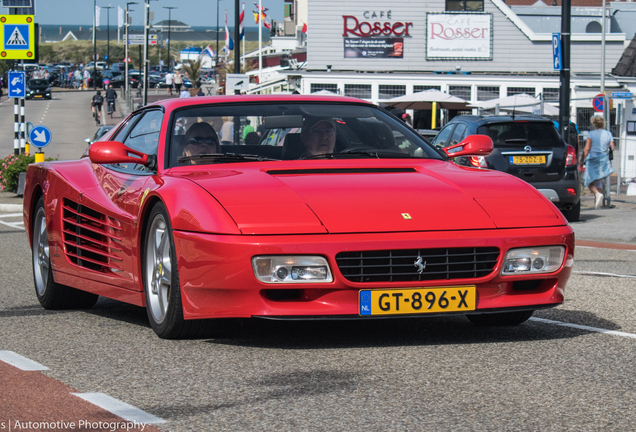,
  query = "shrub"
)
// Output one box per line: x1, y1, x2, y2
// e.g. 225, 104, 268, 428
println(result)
0, 154, 55, 192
